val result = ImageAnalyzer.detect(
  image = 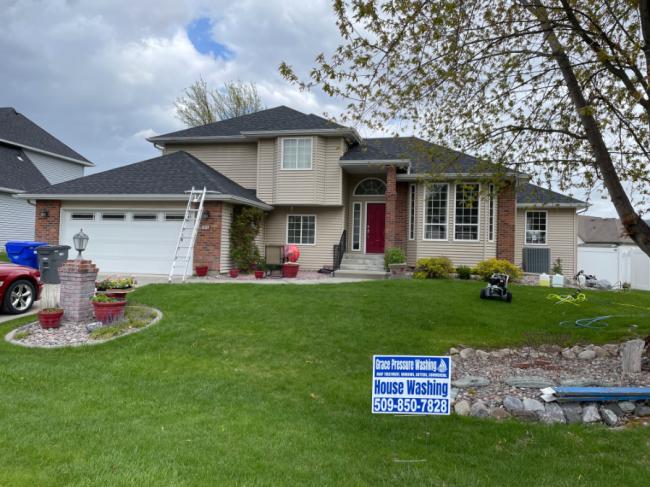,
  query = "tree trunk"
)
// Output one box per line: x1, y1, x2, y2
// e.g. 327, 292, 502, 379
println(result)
525, 1, 650, 258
